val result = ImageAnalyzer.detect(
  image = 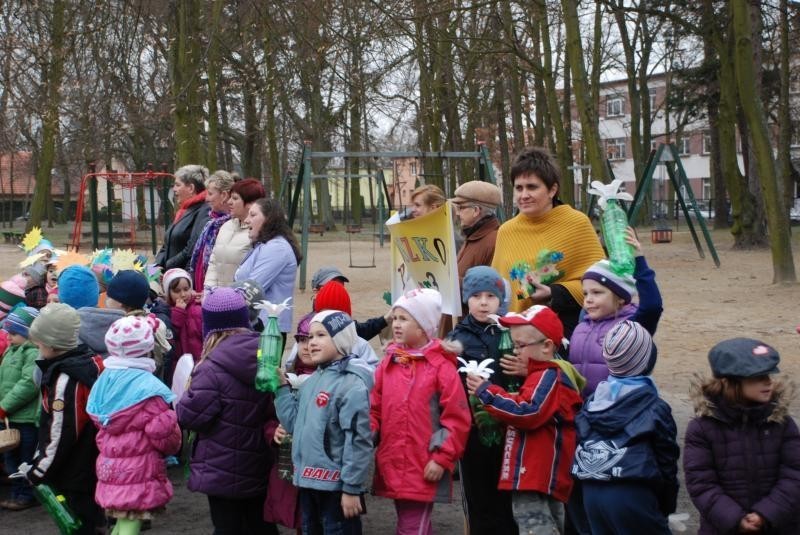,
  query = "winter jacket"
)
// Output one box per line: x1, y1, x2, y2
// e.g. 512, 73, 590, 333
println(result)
684, 382, 800, 535
276, 355, 373, 495
29, 345, 104, 492
568, 255, 663, 397
155, 200, 210, 271
204, 218, 251, 290
87, 369, 181, 513
176, 331, 278, 498
170, 300, 203, 363
370, 340, 471, 503
234, 237, 298, 333
77, 307, 125, 357
475, 358, 582, 503
457, 216, 499, 282
573, 376, 680, 515
0, 341, 40, 423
